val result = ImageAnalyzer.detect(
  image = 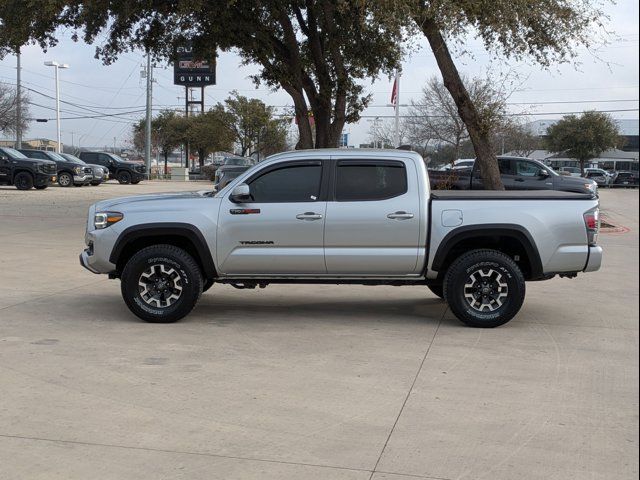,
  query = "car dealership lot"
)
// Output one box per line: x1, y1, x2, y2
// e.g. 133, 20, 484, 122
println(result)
0, 183, 637, 479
